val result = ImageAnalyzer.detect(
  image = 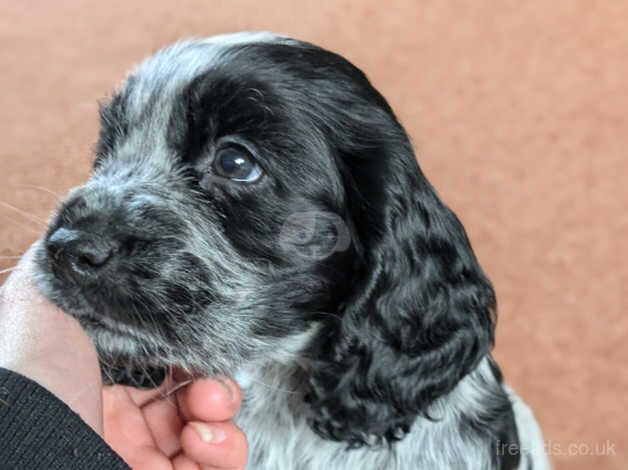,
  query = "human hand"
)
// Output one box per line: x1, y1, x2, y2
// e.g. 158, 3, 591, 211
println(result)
0, 244, 248, 469
103, 377, 247, 470
0, 242, 103, 432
